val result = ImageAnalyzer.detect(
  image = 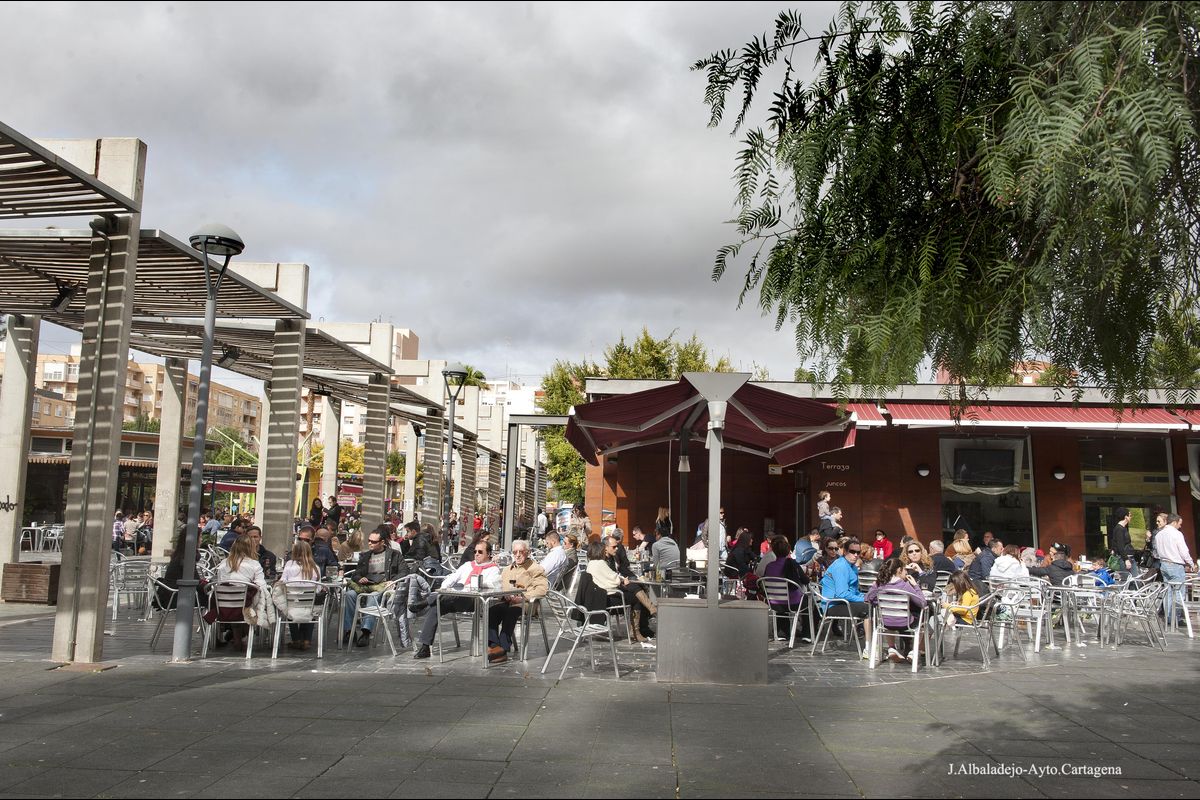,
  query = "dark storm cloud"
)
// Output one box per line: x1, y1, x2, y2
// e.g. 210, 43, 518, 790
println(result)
1, 1, 839, 382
